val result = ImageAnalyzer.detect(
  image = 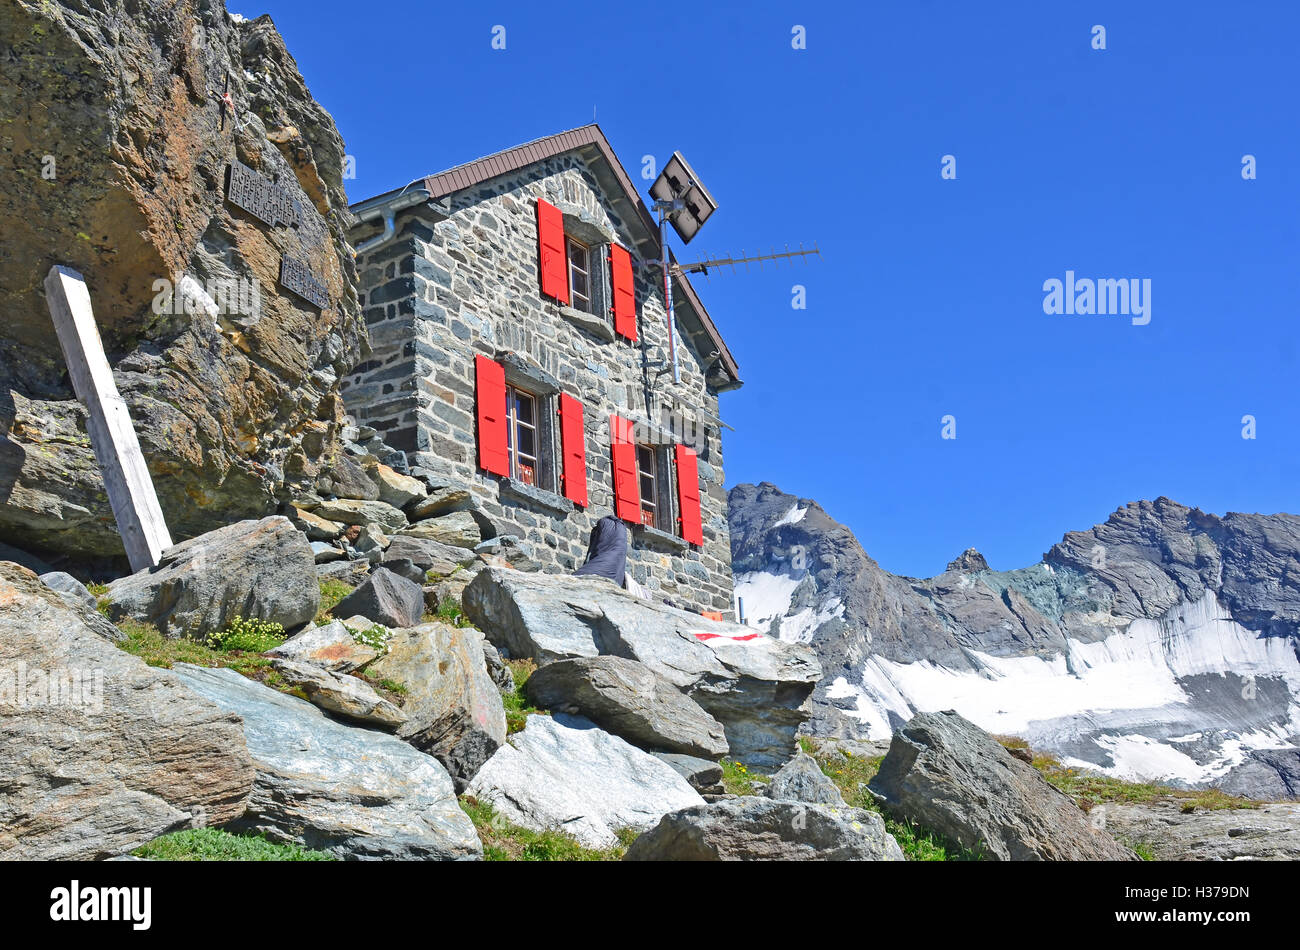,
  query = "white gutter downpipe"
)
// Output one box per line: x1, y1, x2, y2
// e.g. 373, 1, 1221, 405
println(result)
354, 206, 396, 255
